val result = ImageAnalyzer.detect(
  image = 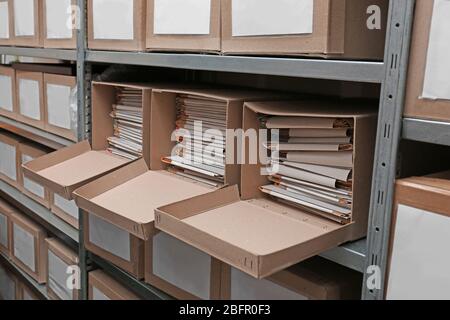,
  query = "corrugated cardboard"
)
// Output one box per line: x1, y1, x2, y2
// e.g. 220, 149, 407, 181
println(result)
404, 0, 450, 122
88, 270, 140, 300
221, 256, 361, 300
0, 263, 19, 300
45, 238, 79, 300
10, 211, 47, 284
155, 100, 377, 279
0, 198, 16, 257
146, 0, 221, 52
0, 66, 18, 120
221, 0, 388, 59
0, 0, 14, 46
387, 171, 450, 299
50, 193, 79, 229
18, 141, 52, 209
11, 0, 42, 47
42, 0, 77, 49
17, 281, 41, 300
15, 70, 45, 130
0, 131, 22, 189
87, 0, 146, 51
